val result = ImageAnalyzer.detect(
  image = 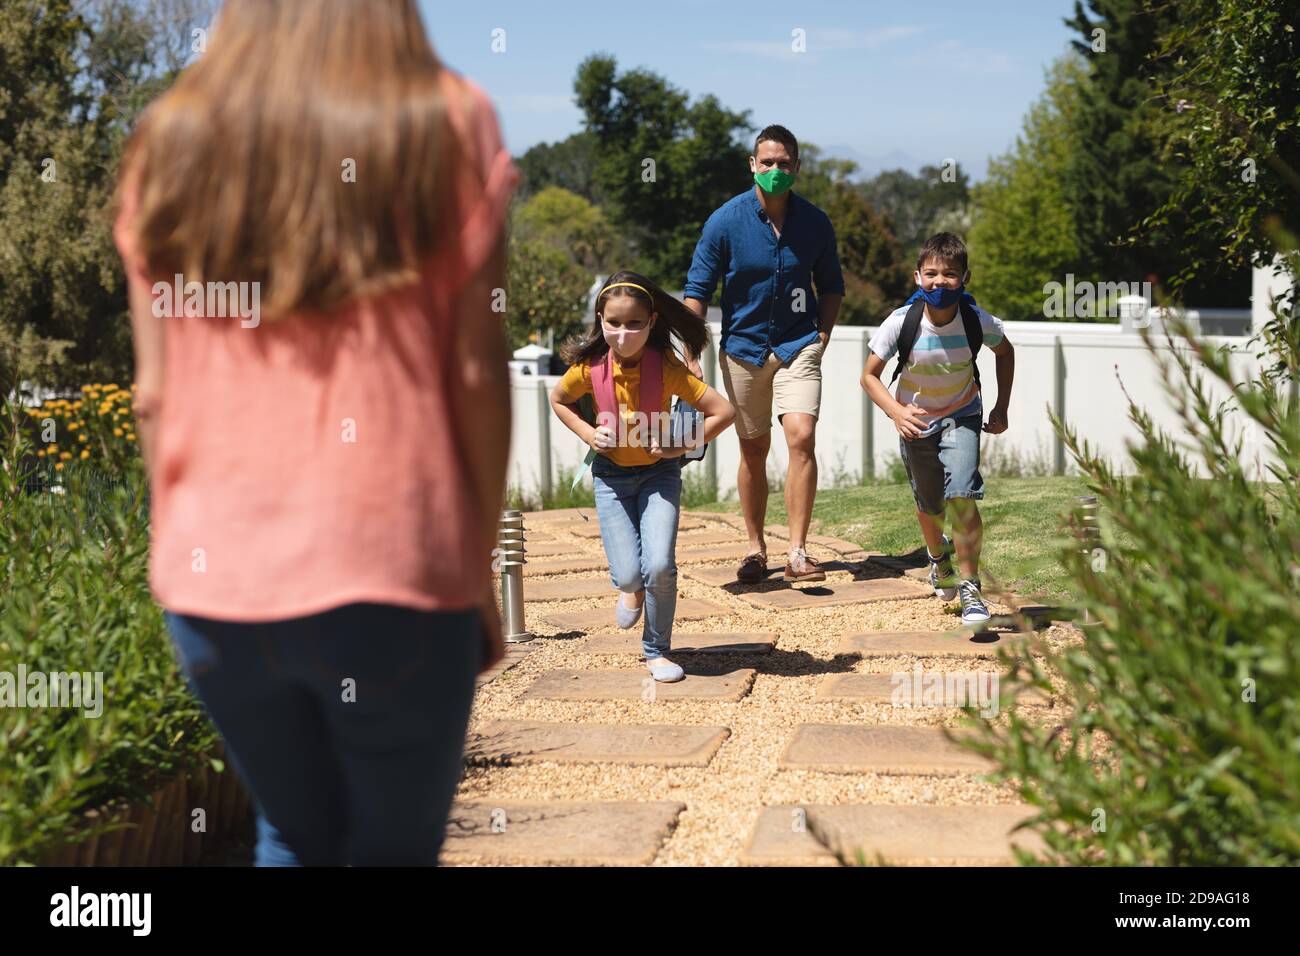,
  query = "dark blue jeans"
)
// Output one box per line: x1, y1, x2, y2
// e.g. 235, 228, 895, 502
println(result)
164, 603, 482, 866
